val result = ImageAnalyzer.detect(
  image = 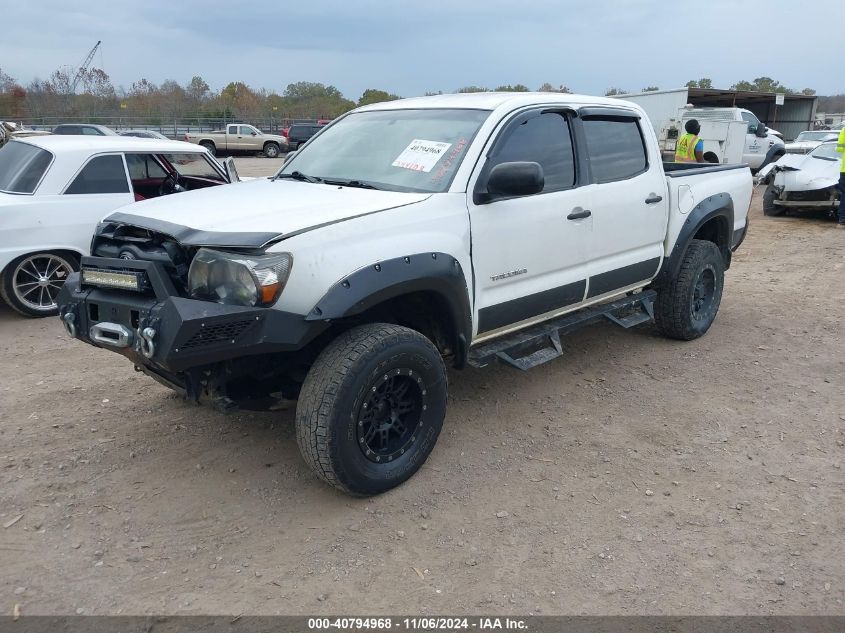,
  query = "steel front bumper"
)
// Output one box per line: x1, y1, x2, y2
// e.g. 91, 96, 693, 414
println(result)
57, 257, 325, 376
